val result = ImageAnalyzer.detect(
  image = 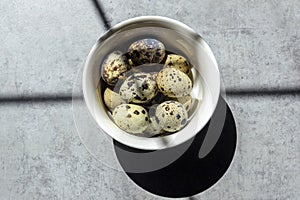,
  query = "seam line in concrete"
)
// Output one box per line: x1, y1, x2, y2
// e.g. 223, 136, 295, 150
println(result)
90, 0, 111, 30
226, 88, 300, 96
